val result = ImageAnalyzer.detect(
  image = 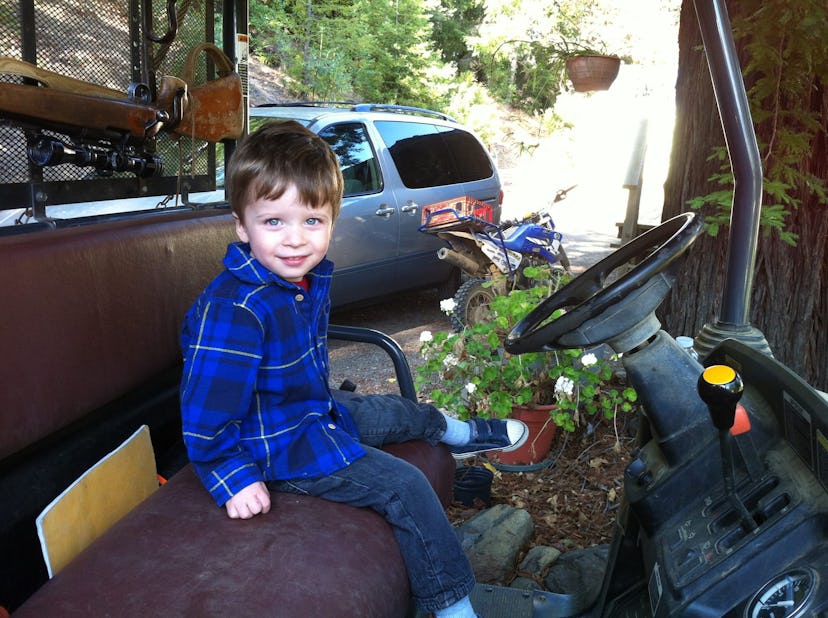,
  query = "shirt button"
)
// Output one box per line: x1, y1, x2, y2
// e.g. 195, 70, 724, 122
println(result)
328, 423, 336, 430
295, 293, 305, 302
